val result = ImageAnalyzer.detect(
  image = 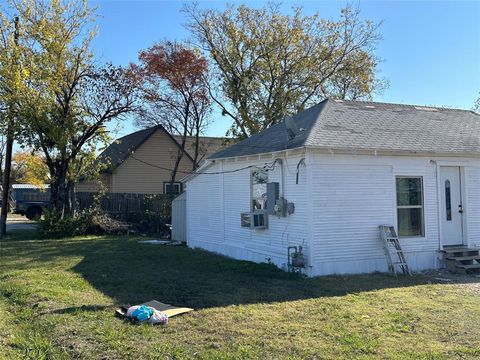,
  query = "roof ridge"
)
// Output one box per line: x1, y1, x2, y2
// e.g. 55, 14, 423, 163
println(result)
303, 98, 331, 146
331, 98, 474, 113
114, 125, 160, 141
172, 134, 228, 140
